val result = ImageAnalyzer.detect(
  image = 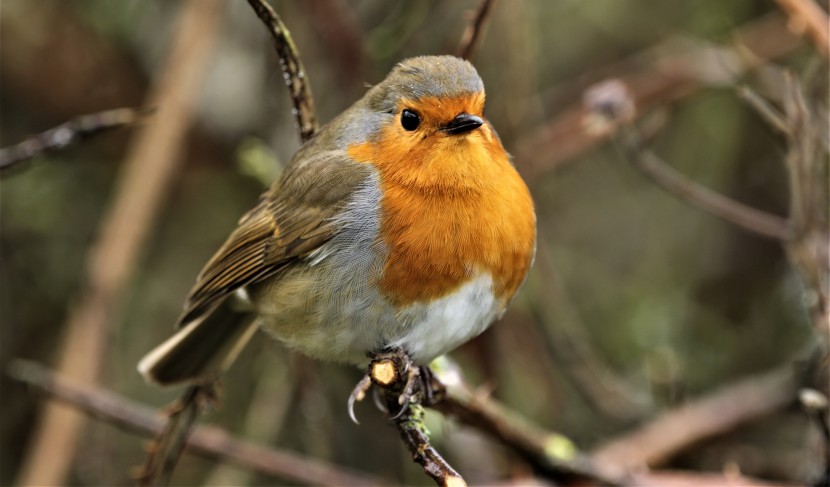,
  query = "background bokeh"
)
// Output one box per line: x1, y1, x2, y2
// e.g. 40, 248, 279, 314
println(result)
1, 0, 826, 485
